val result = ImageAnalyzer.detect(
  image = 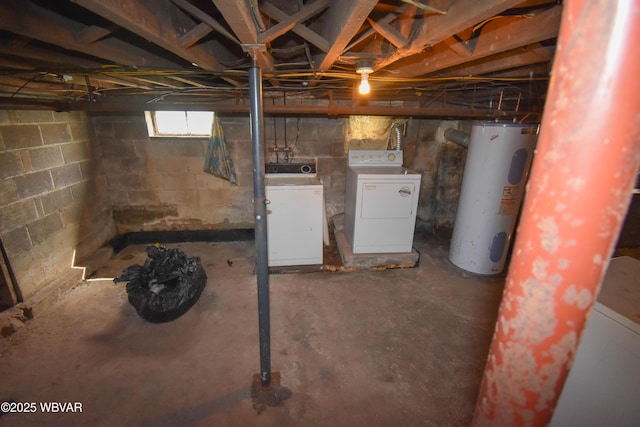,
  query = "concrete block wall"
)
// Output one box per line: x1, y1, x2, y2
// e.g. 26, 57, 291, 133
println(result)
0, 110, 115, 300
263, 116, 347, 218
92, 112, 465, 236
93, 113, 255, 233
408, 120, 468, 234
